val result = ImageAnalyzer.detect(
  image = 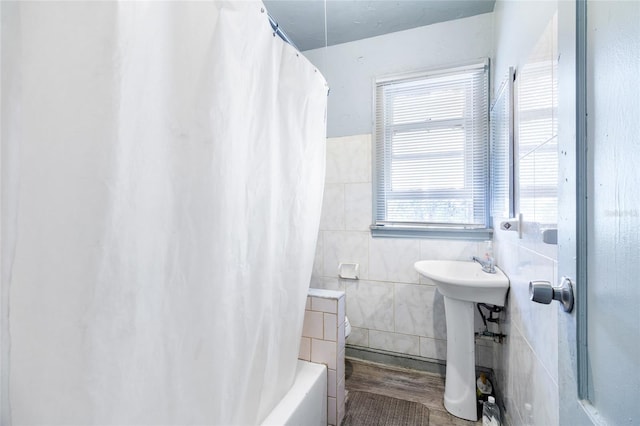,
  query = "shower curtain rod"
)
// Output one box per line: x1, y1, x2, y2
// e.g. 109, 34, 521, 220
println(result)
267, 12, 299, 51
266, 9, 330, 96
